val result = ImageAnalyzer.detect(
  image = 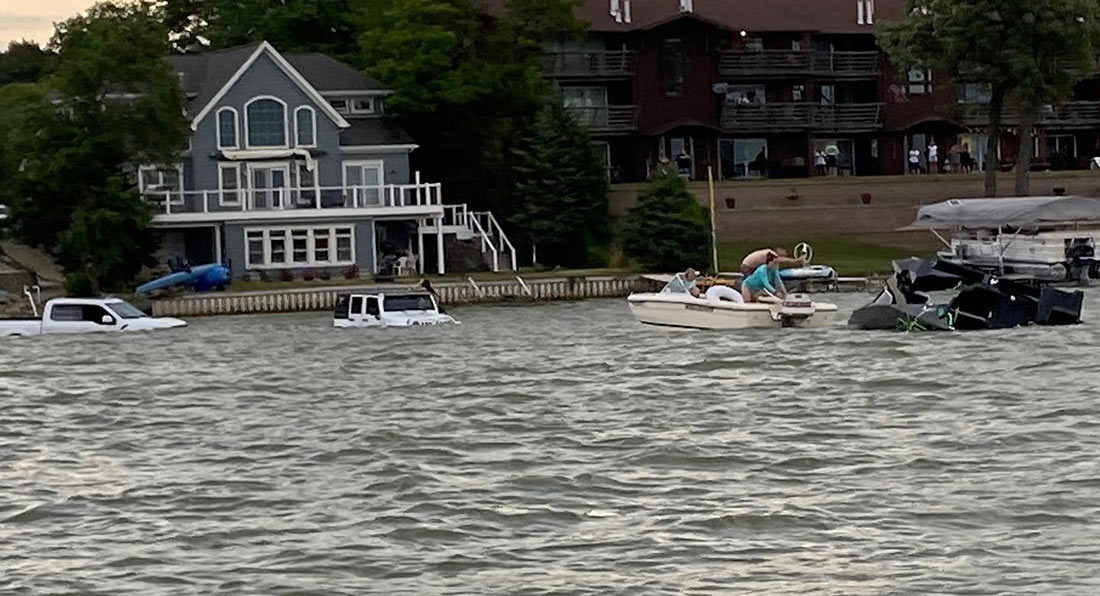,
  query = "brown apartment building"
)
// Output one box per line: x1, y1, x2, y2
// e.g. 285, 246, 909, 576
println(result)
539, 0, 1100, 182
